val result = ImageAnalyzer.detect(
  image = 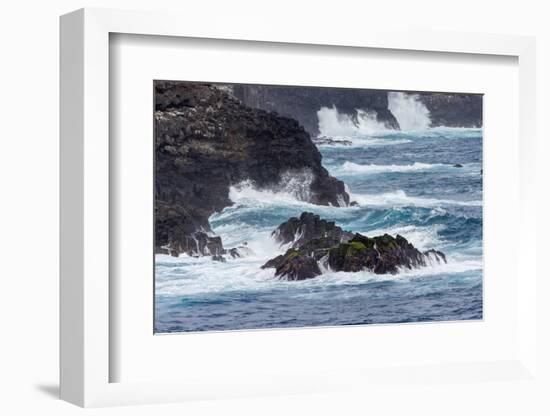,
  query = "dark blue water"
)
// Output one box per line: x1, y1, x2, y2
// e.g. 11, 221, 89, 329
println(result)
155, 127, 483, 333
